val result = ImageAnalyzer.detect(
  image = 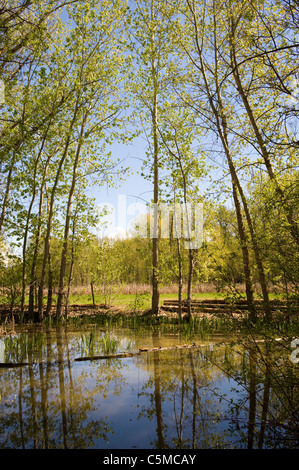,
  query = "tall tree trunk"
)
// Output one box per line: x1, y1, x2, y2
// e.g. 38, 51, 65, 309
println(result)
232, 183, 256, 322
177, 238, 183, 321
229, 17, 299, 246
186, 0, 257, 321
45, 249, 53, 316
21, 115, 53, 320
0, 152, 16, 234
151, 25, 160, 316
38, 98, 80, 320
28, 154, 51, 321
236, 177, 272, 320
186, 248, 194, 321
65, 220, 77, 318
56, 112, 87, 317
172, 185, 183, 321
